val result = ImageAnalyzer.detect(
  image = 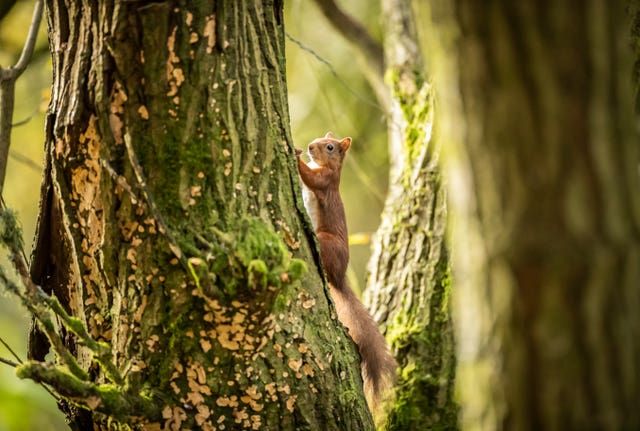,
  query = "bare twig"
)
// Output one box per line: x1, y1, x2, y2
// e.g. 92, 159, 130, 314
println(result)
0, 356, 19, 368
311, 0, 383, 74
12, 107, 38, 127
0, 266, 90, 382
0, 335, 60, 401
0, 0, 44, 197
9, 150, 41, 172
309, 0, 390, 109
0, 335, 23, 364
12, 0, 45, 73
285, 32, 385, 114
